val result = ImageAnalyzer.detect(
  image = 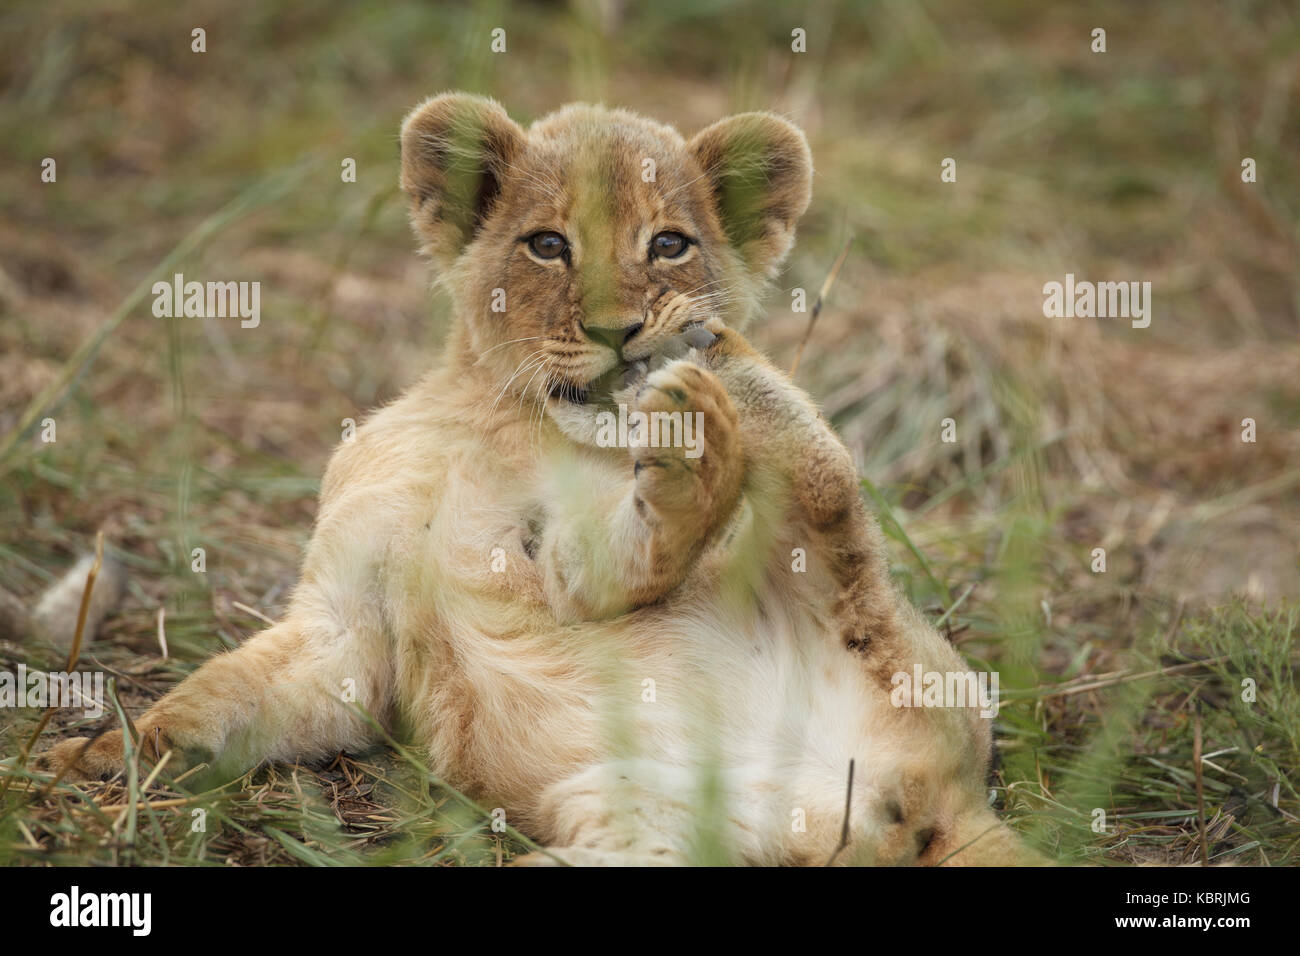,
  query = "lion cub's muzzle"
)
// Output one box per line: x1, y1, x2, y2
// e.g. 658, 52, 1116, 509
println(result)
550, 322, 718, 407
